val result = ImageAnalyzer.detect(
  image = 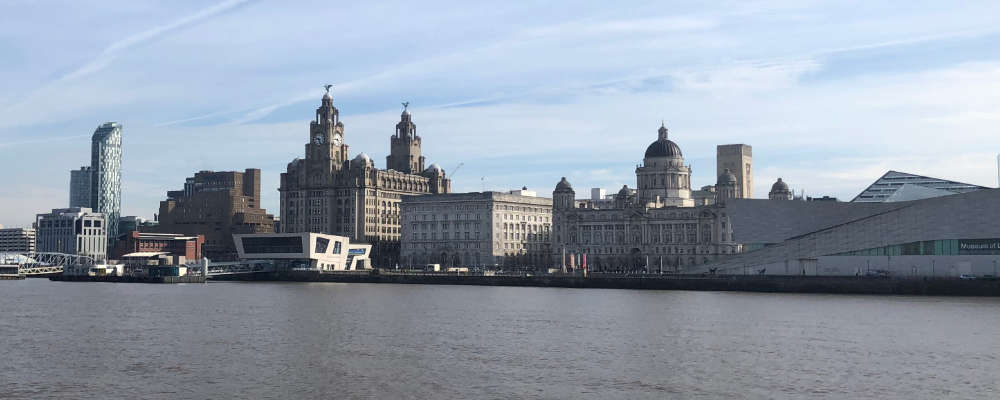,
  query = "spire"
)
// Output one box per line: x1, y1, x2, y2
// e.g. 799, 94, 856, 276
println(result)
658, 121, 668, 140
